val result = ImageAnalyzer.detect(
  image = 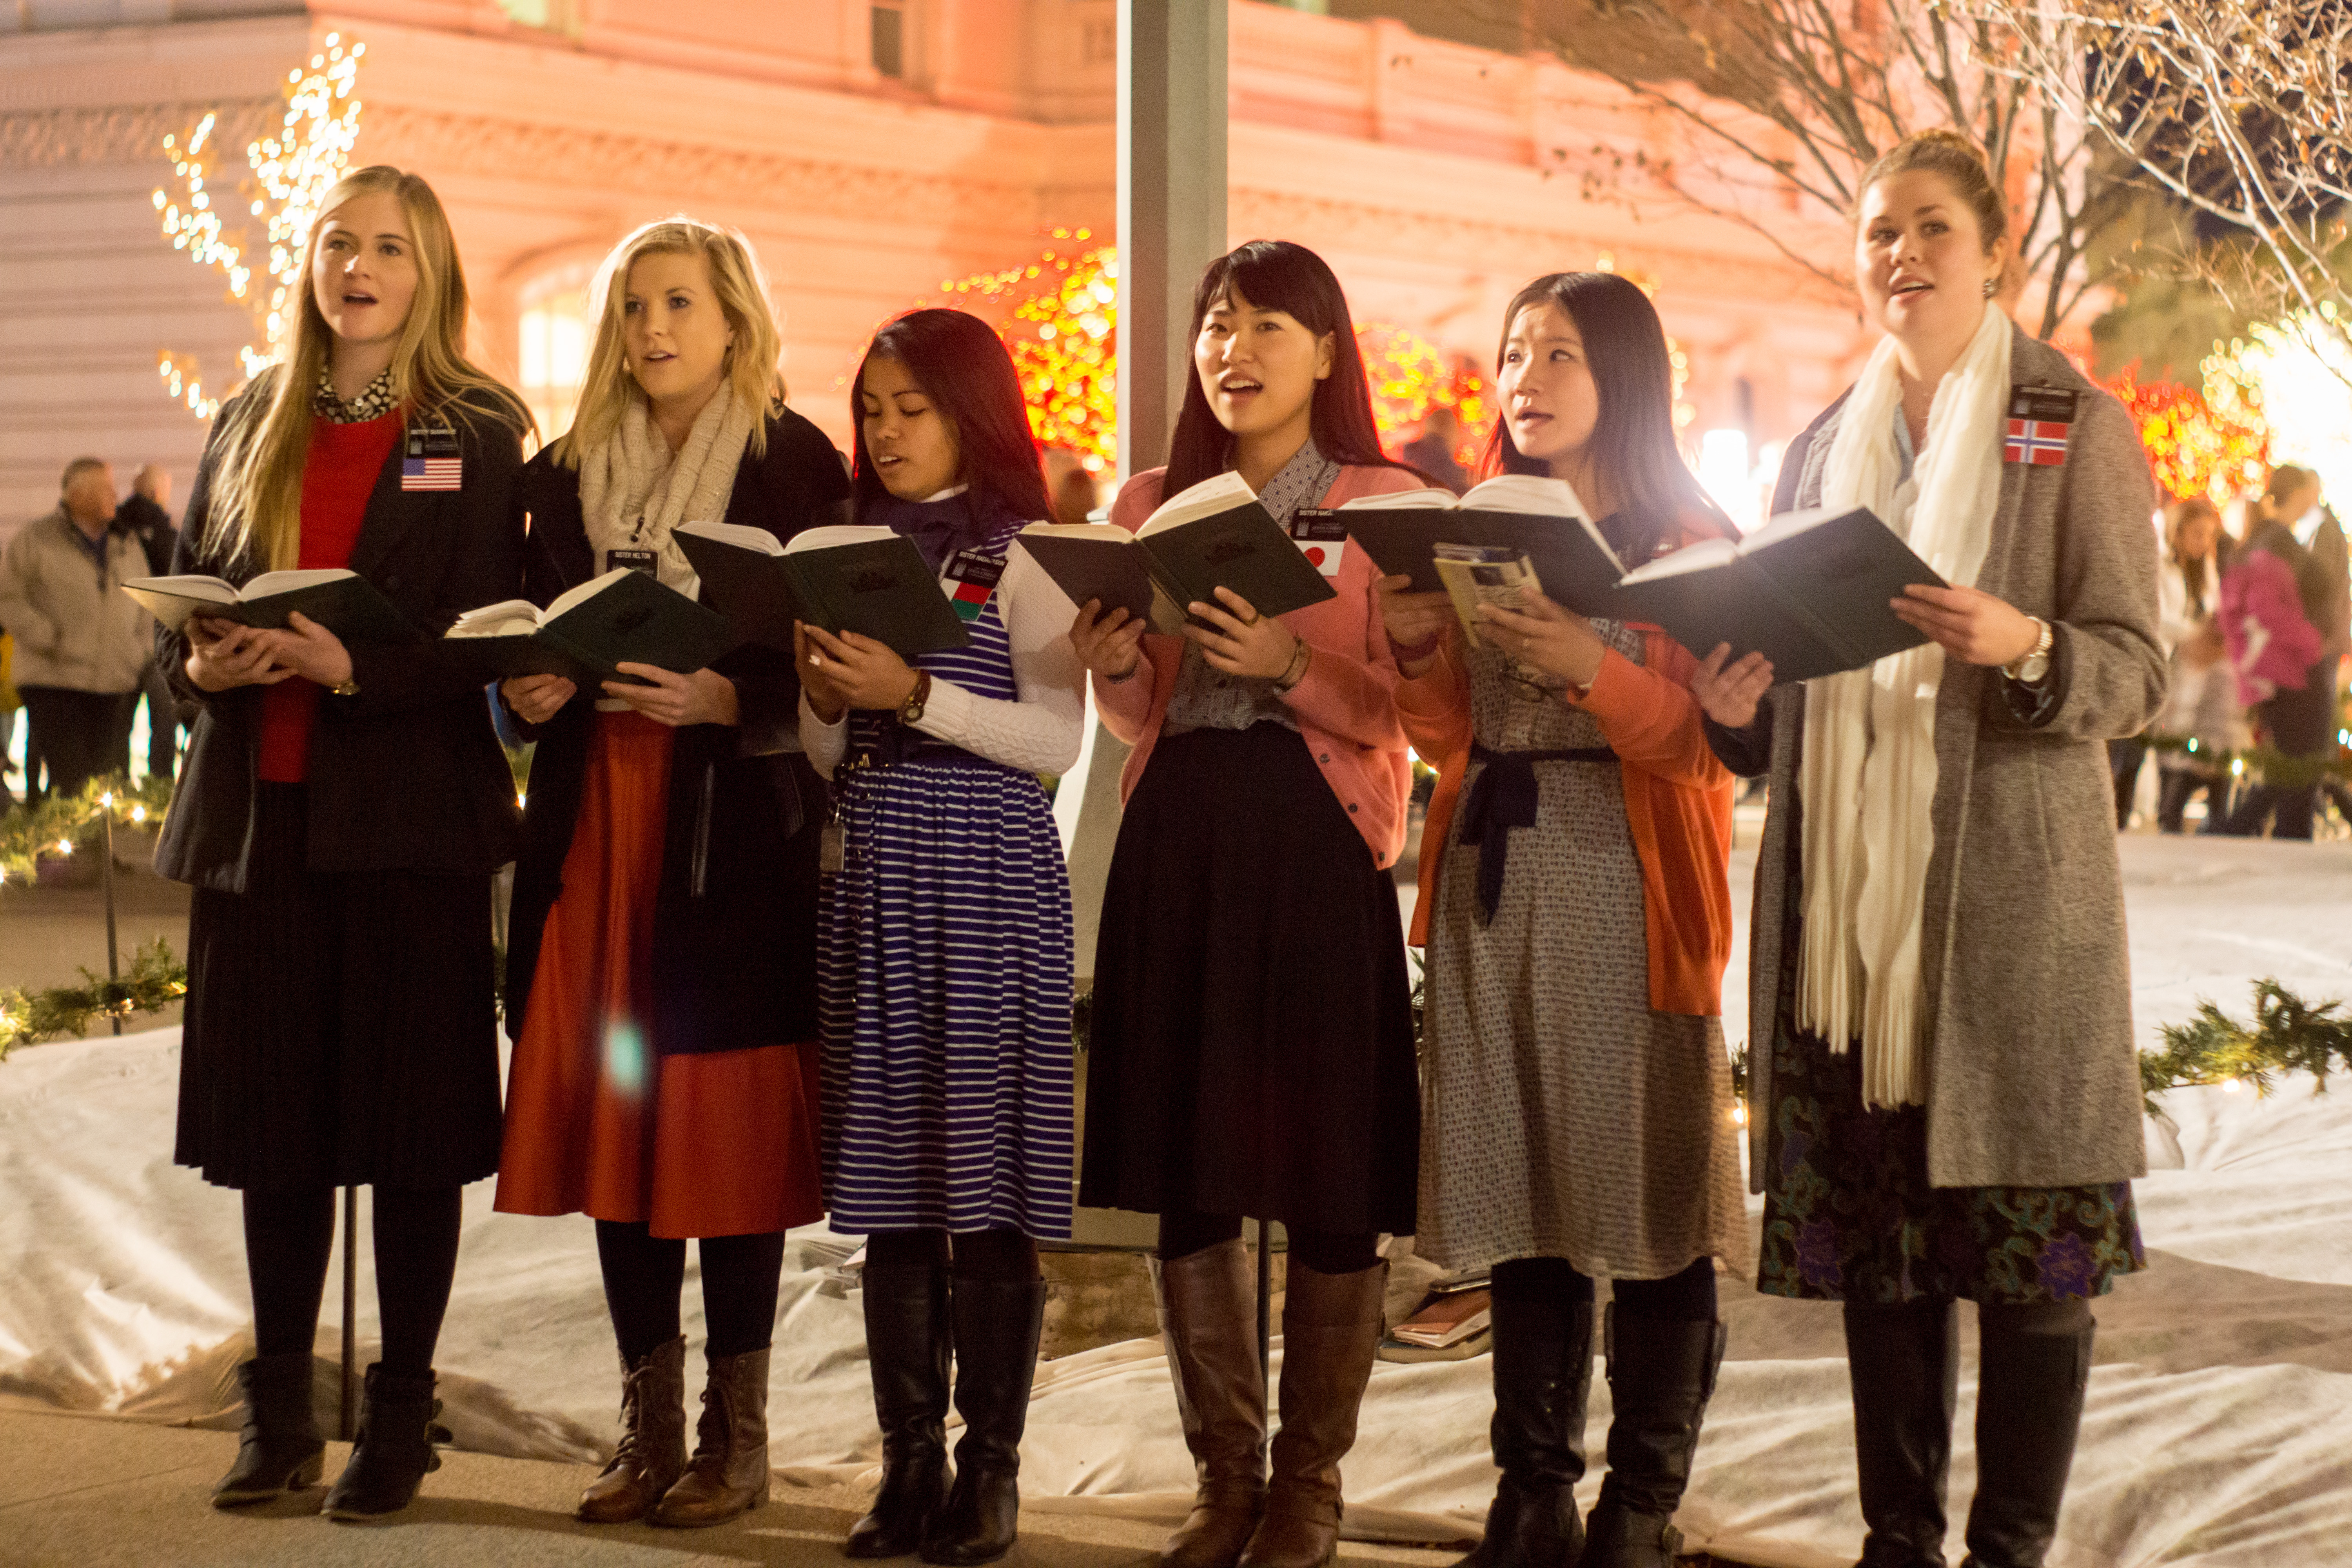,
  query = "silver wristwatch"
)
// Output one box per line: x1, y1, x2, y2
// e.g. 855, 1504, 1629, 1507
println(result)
2002, 617, 2054, 684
